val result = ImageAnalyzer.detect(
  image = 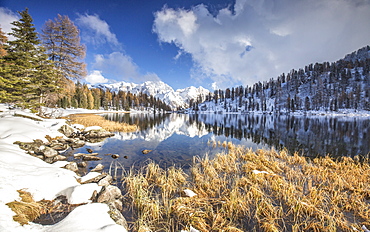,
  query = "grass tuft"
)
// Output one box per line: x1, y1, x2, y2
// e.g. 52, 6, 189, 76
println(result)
6, 190, 47, 225
67, 114, 138, 132
121, 145, 370, 231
